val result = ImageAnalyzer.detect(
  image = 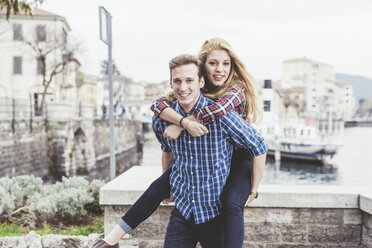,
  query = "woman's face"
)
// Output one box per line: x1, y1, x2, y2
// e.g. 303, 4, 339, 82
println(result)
204, 49, 231, 87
